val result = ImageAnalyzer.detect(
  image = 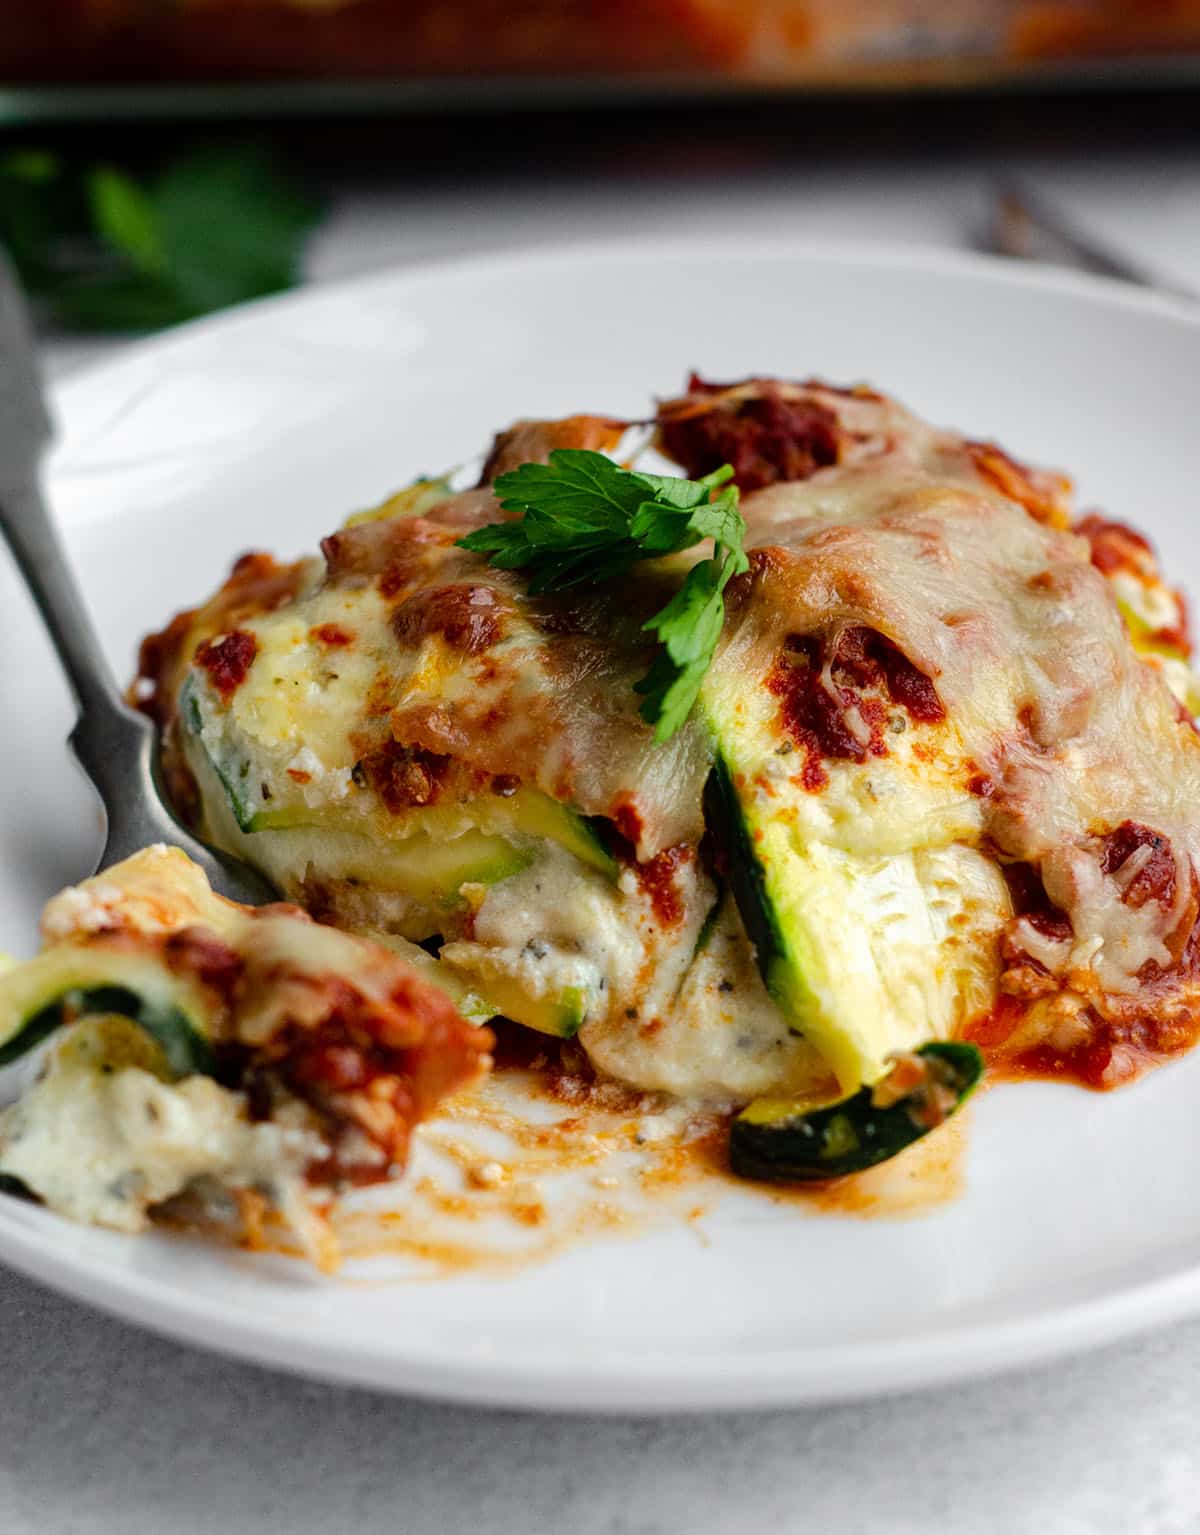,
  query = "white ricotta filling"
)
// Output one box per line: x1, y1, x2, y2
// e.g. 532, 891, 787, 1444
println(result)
0, 1021, 326, 1244
441, 844, 830, 1100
